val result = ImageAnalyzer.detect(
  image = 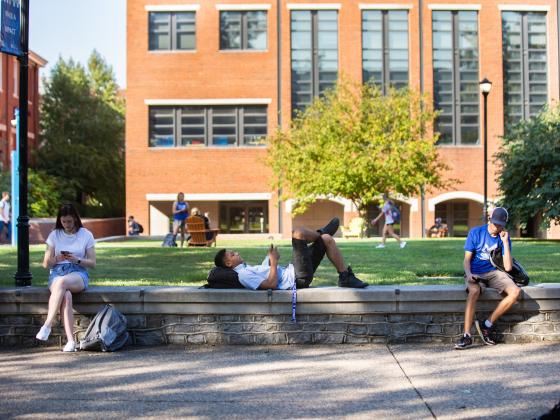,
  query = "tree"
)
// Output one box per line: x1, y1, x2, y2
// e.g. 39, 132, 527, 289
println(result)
266, 78, 449, 214
35, 51, 125, 217
495, 106, 560, 229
